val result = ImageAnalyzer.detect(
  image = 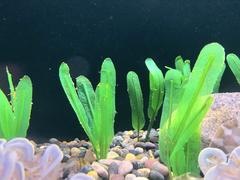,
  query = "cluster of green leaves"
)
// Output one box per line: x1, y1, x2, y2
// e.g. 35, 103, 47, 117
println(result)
159, 43, 226, 177
59, 58, 116, 160
126, 59, 164, 141
227, 53, 240, 85
0, 68, 33, 140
